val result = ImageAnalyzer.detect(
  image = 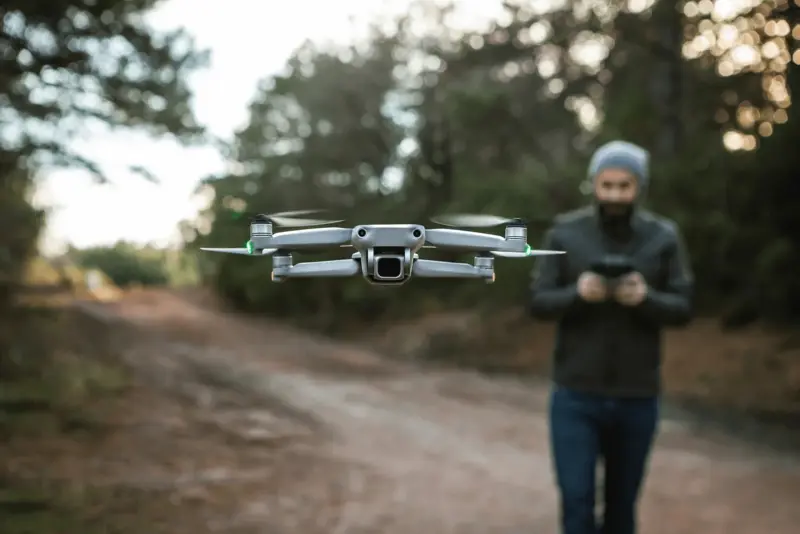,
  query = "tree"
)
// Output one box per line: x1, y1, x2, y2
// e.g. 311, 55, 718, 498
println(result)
1, 0, 209, 180
0, 150, 43, 304
192, 0, 800, 325
0, 0, 209, 315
